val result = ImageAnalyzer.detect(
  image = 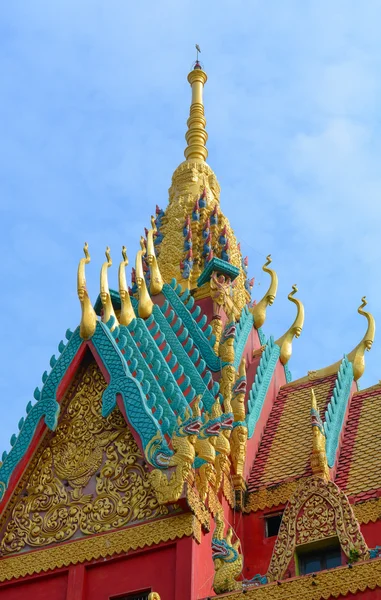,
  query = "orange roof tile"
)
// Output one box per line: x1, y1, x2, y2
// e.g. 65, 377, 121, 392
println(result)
247, 375, 337, 492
